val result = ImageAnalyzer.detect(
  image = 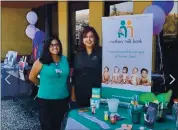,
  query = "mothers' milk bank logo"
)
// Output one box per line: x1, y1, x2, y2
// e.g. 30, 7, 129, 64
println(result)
118, 20, 134, 38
